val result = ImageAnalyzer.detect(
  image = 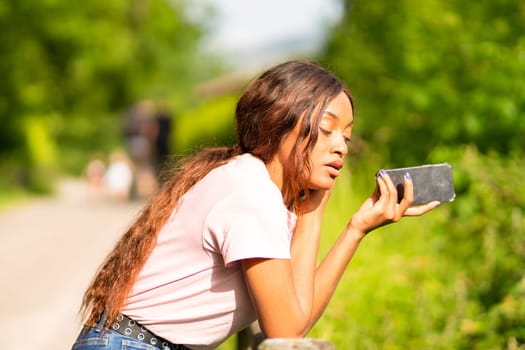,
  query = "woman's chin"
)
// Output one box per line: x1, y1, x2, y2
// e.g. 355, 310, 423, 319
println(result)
308, 178, 337, 191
